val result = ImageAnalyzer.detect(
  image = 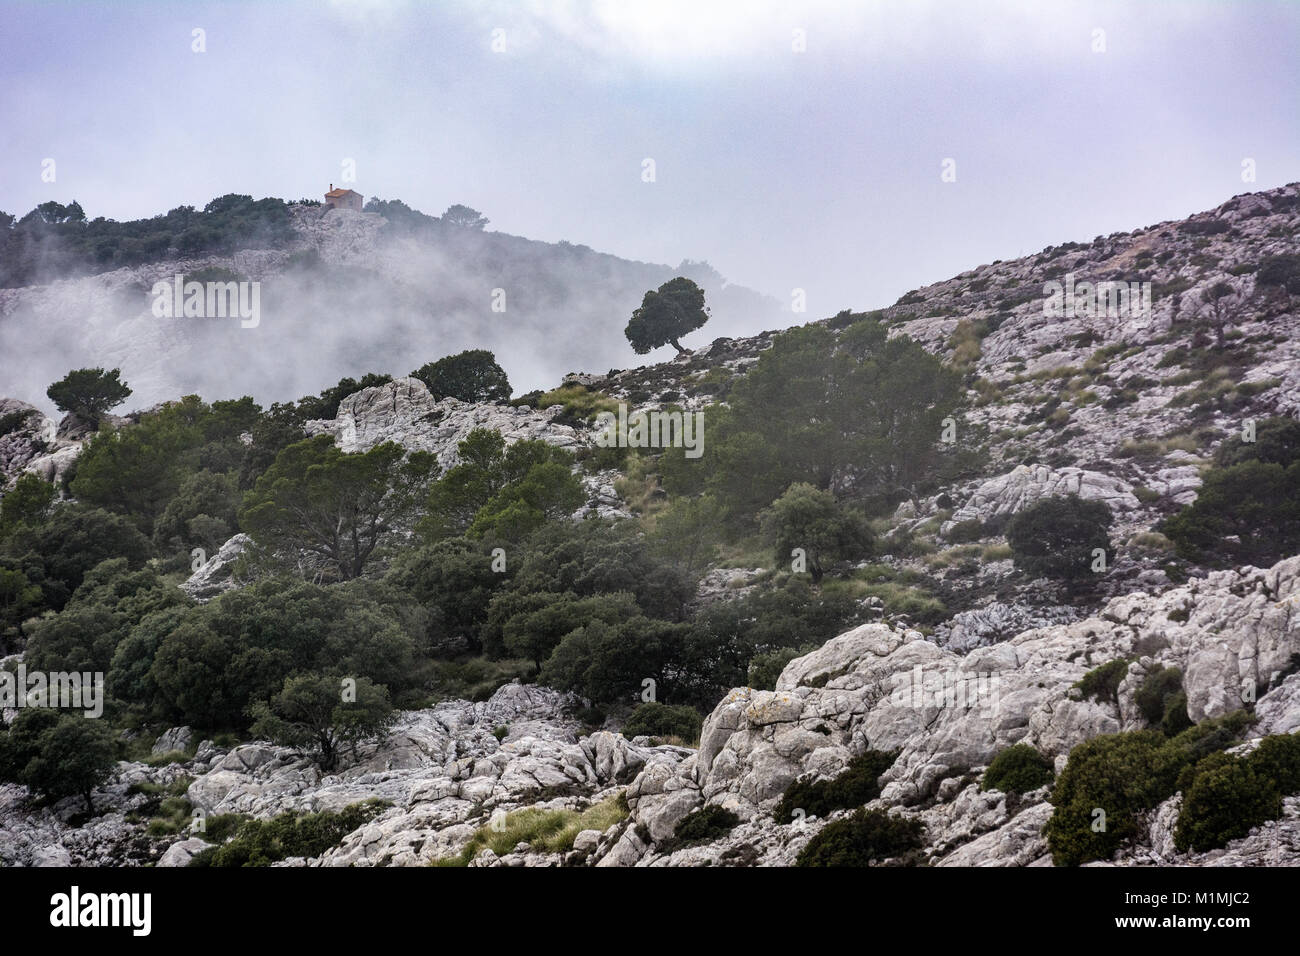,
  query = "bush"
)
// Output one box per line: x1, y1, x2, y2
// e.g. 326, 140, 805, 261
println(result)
1162, 459, 1300, 565
1174, 752, 1281, 852
759, 483, 873, 583
775, 749, 898, 824
672, 805, 741, 846
410, 349, 511, 403
1073, 658, 1130, 707
981, 744, 1054, 795
1246, 732, 1300, 795
1007, 495, 1112, 585
945, 518, 985, 543
1256, 253, 1300, 294
1045, 730, 1183, 866
191, 800, 389, 866
747, 644, 817, 691
1046, 715, 1254, 865
621, 702, 702, 743
1135, 666, 1187, 728
795, 808, 924, 867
